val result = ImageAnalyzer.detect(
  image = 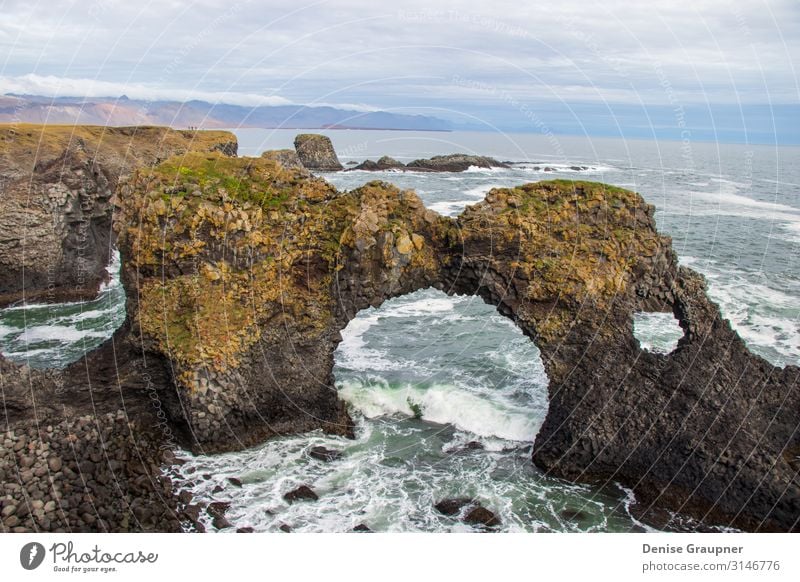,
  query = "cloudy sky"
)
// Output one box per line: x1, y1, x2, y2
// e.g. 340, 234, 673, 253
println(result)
1, 0, 798, 142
